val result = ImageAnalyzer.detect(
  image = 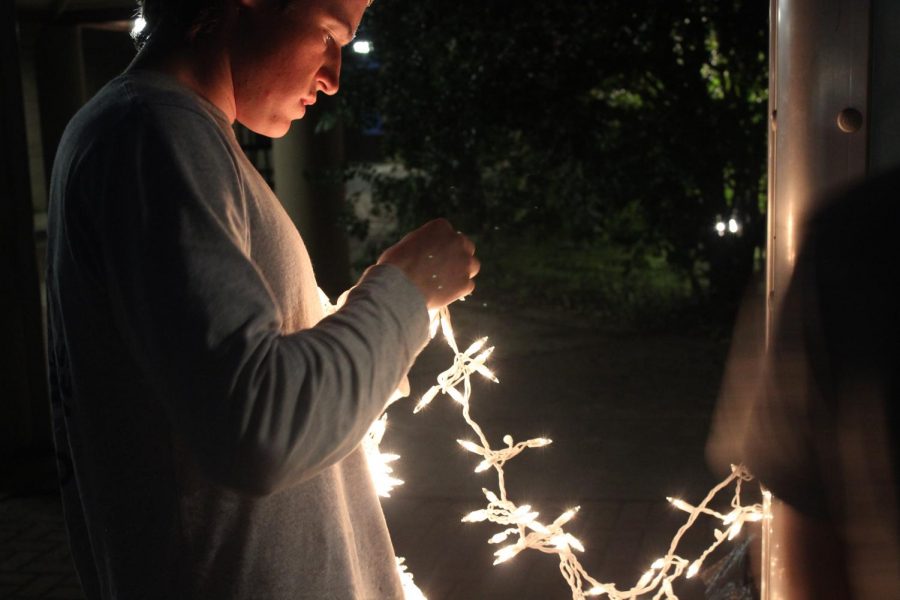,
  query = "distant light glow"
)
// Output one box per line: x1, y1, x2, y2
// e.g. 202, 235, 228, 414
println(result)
352, 40, 372, 54
715, 217, 742, 237
132, 17, 146, 36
